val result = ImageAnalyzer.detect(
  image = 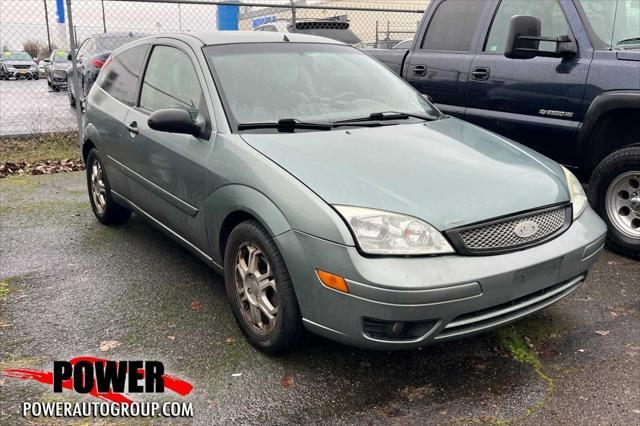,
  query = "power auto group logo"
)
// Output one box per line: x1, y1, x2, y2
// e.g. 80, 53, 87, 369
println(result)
3, 357, 194, 419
